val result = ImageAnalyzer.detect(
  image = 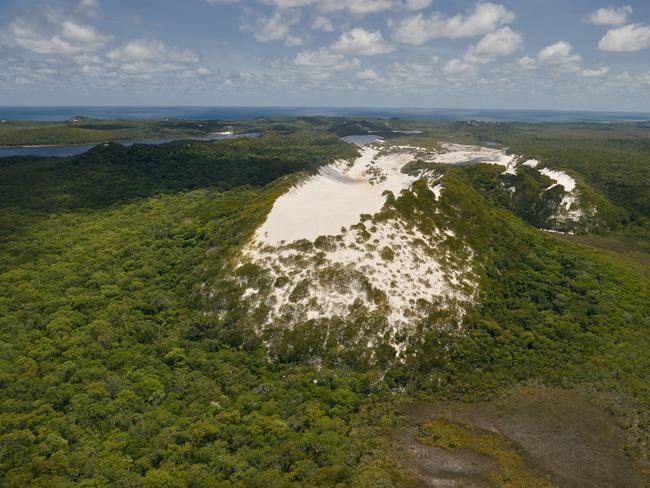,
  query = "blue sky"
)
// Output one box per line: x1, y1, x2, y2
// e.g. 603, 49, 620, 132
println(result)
0, 0, 649, 110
